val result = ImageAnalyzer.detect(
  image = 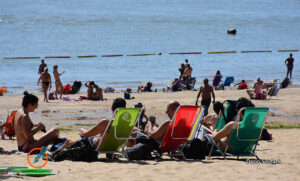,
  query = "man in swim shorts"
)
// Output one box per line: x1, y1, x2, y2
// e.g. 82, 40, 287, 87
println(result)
195, 78, 215, 116
285, 53, 294, 79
